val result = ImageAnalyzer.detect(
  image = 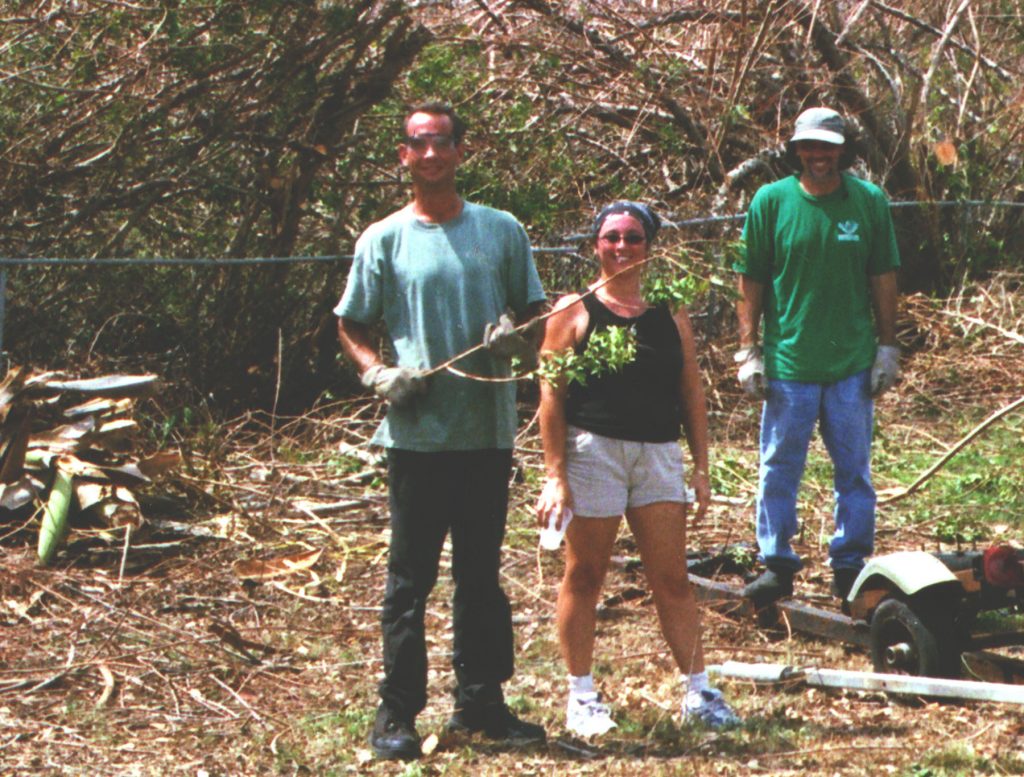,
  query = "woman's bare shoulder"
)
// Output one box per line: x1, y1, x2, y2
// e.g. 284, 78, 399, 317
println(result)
543, 293, 589, 348
552, 292, 585, 313
671, 302, 697, 340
